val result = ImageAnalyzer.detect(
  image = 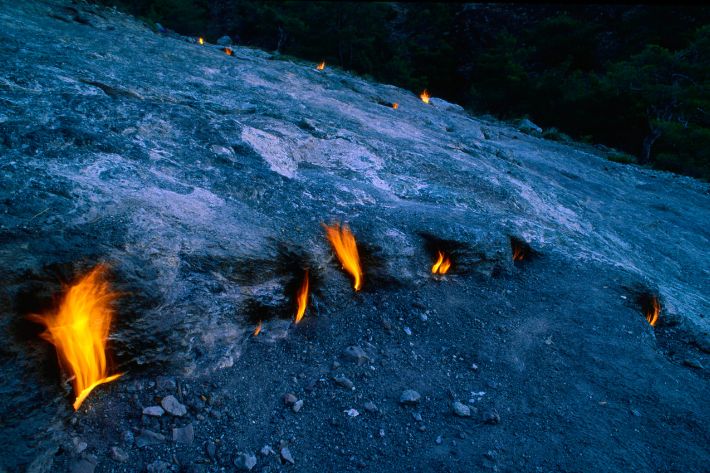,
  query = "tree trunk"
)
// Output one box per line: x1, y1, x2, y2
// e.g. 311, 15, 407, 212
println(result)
640, 127, 661, 164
